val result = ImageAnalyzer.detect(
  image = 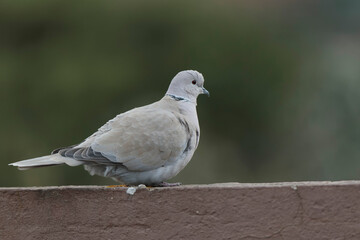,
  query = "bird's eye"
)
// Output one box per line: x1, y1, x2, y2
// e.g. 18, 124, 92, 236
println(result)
192, 80, 197, 85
